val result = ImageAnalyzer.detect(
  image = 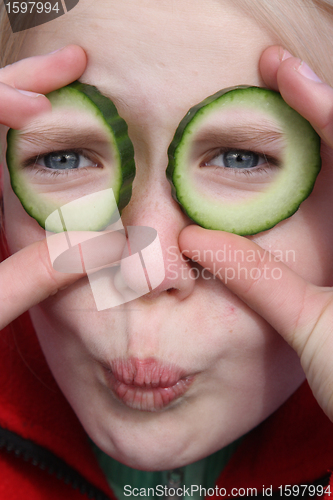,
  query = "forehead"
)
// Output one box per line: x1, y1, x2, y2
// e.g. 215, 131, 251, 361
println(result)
24, 0, 277, 133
